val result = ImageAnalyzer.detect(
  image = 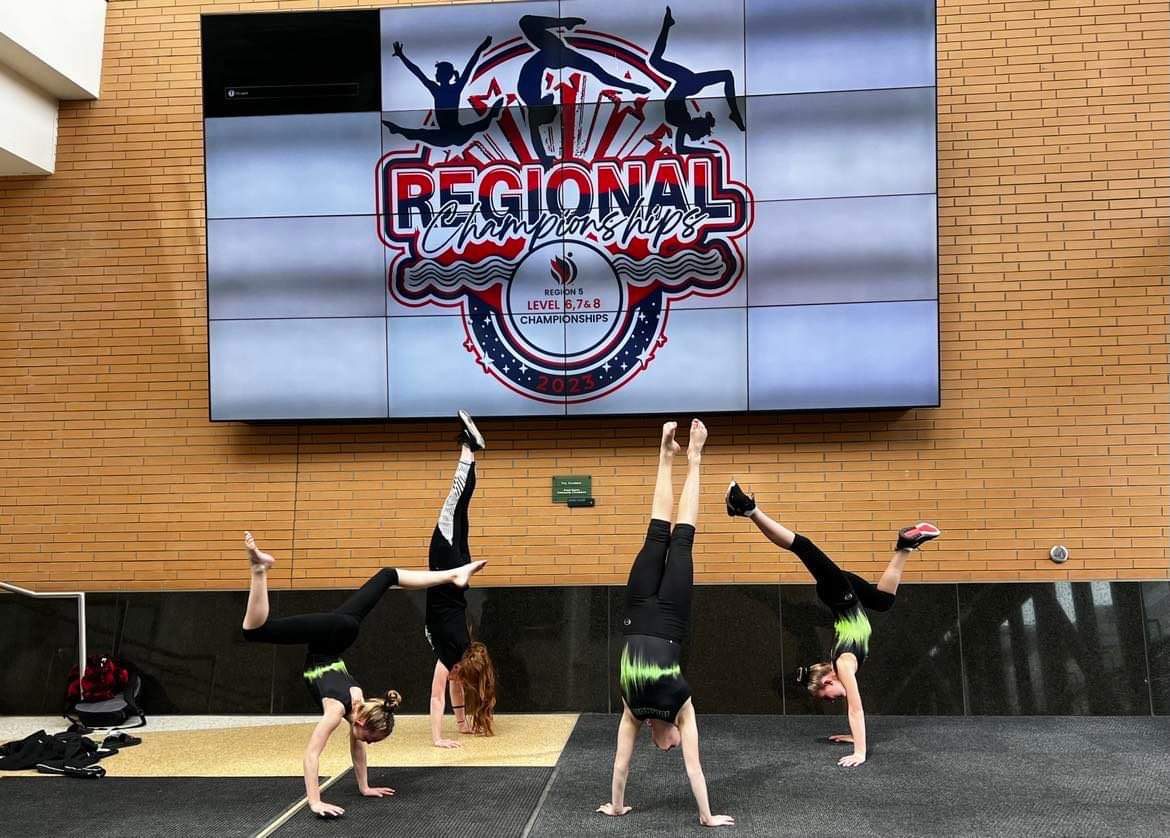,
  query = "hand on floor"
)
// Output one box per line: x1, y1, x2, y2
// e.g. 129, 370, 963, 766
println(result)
360, 786, 395, 797
310, 801, 344, 818
433, 738, 462, 749
596, 803, 632, 816
701, 814, 736, 827
838, 752, 866, 768
828, 734, 854, 744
